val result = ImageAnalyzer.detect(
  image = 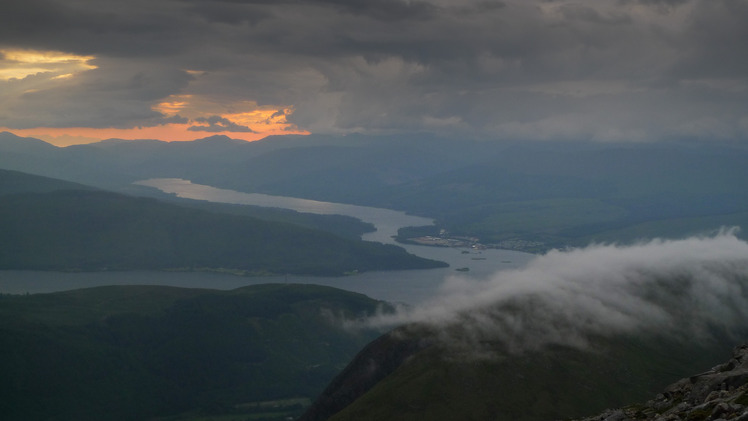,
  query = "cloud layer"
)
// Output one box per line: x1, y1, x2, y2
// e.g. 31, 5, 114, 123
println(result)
366, 229, 748, 353
1, 0, 747, 141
